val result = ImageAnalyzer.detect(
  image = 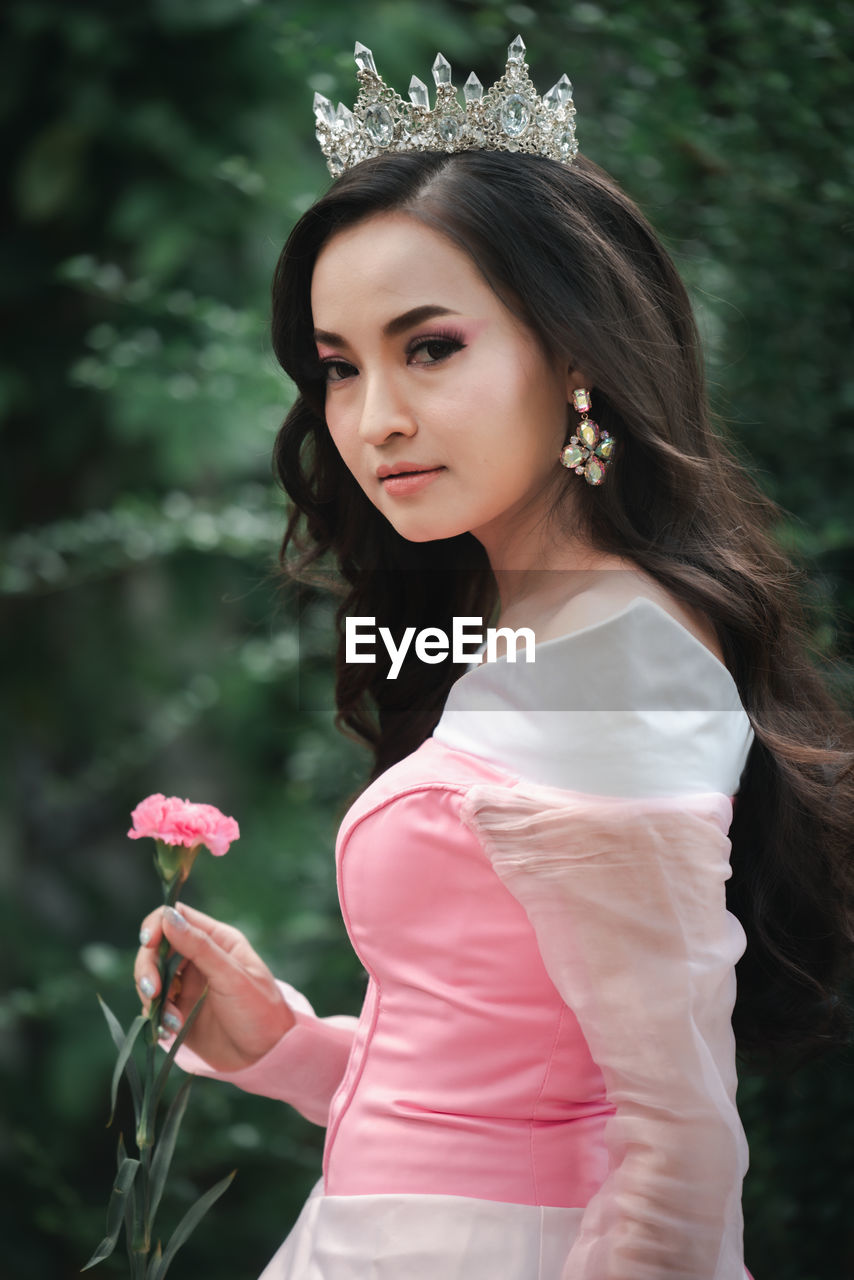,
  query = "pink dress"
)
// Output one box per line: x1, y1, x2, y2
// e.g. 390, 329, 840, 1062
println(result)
177, 599, 756, 1278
